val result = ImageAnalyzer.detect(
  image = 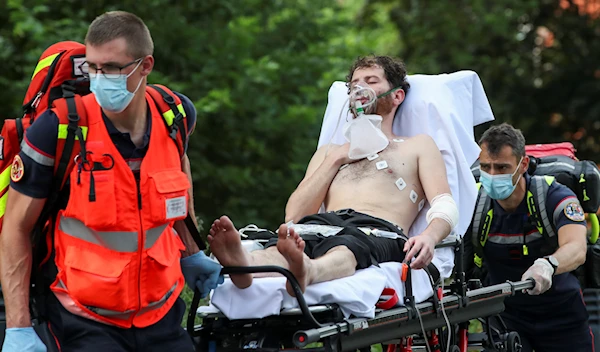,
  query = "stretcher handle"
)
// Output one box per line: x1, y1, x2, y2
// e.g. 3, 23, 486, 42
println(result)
294, 328, 324, 348
513, 277, 536, 292
221, 266, 324, 328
